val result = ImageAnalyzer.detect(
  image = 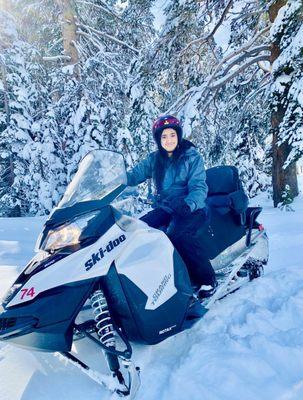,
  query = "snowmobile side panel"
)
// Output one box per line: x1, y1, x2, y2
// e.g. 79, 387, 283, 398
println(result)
0, 279, 96, 351
106, 250, 193, 345
200, 208, 246, 260
115, 229, 182, 311
205, 229, 269, 309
